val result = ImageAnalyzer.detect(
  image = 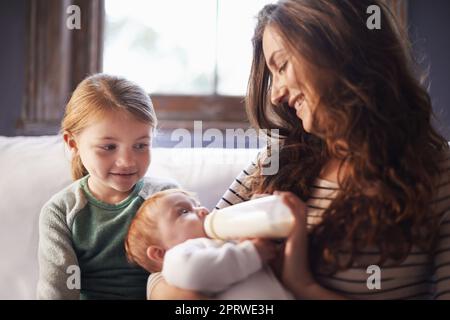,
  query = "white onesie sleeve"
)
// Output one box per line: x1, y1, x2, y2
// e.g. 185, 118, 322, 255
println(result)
162, 238, 262, 293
